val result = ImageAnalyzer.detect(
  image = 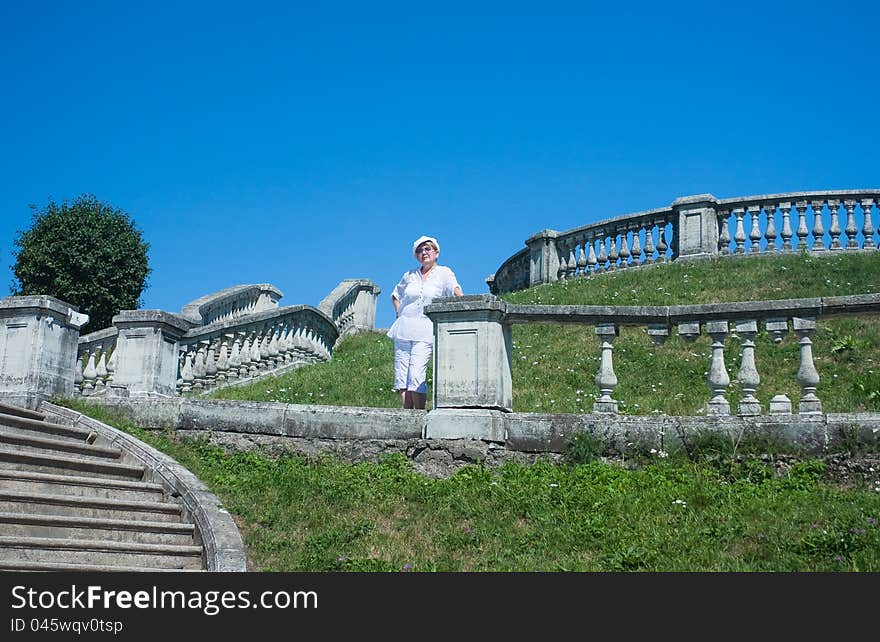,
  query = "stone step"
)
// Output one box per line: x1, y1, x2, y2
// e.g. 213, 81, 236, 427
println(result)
0, 412, 96, 443
0, 490, 183, 523
0, 512, 197, 546
0, 403, 46, 421
0, 427, 119, 460
0, 559, 203, 572
0, 536, 205, 570
0, 447, 144, 480
0, 469, 165, 502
